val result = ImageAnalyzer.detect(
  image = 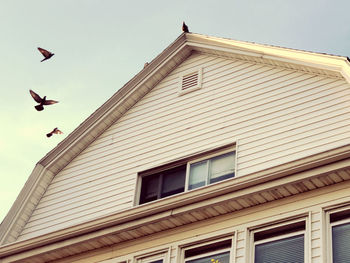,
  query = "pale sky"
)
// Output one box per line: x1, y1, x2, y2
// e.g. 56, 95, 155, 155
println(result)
1, 0, 350, 223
